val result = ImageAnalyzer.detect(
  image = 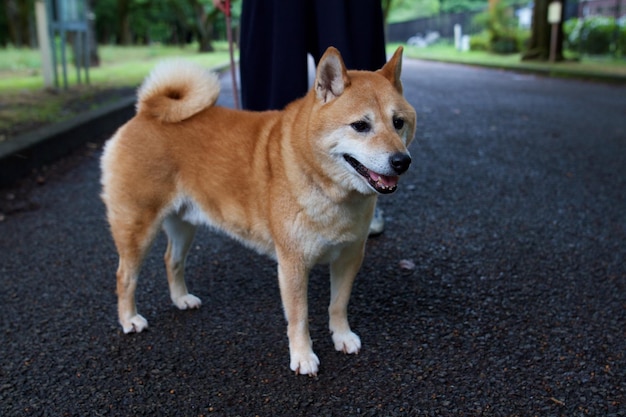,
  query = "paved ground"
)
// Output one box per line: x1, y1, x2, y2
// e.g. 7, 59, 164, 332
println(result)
1, 59, 625, 416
